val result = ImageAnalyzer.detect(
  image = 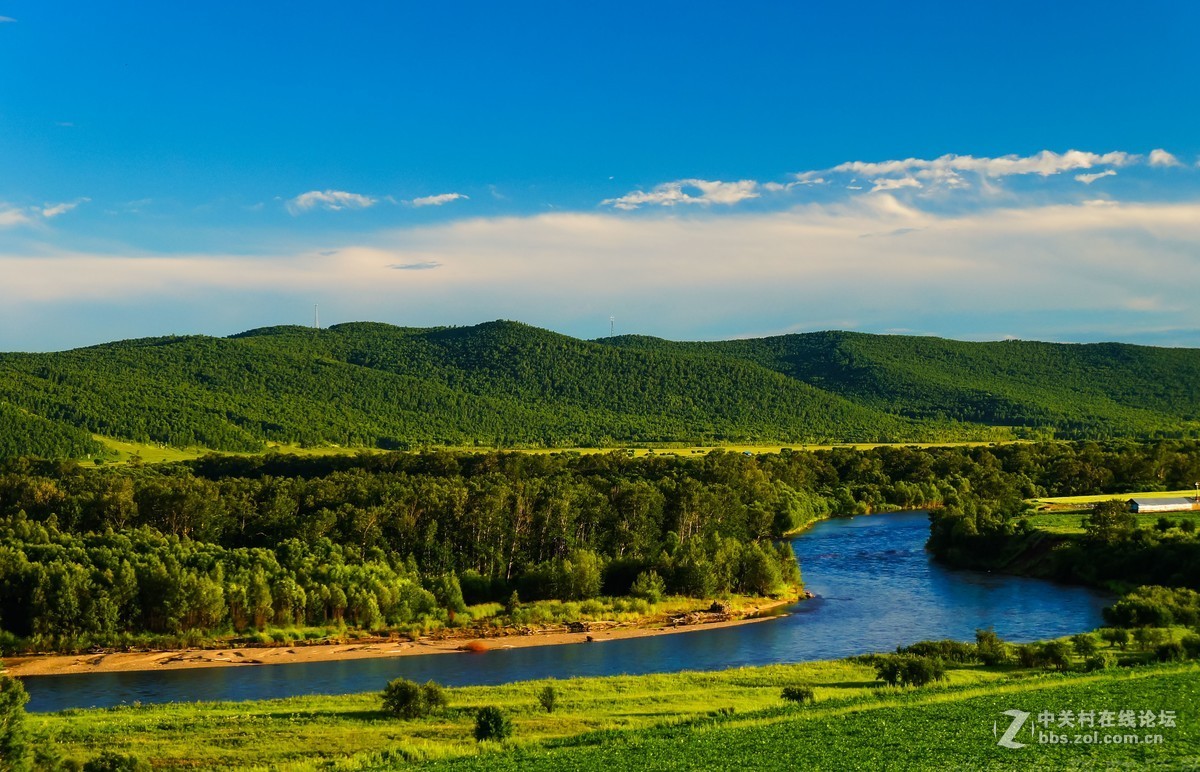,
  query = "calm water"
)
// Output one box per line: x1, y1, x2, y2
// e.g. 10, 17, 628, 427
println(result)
20, 511, 1112, 712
